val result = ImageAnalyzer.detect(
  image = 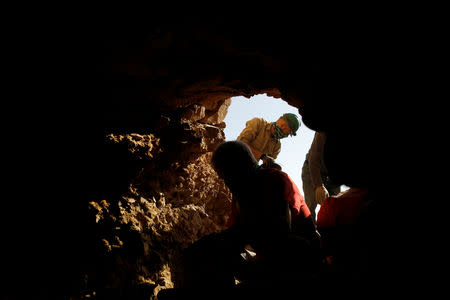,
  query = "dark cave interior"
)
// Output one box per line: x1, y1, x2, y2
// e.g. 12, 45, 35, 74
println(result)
1, 11, 407, 299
